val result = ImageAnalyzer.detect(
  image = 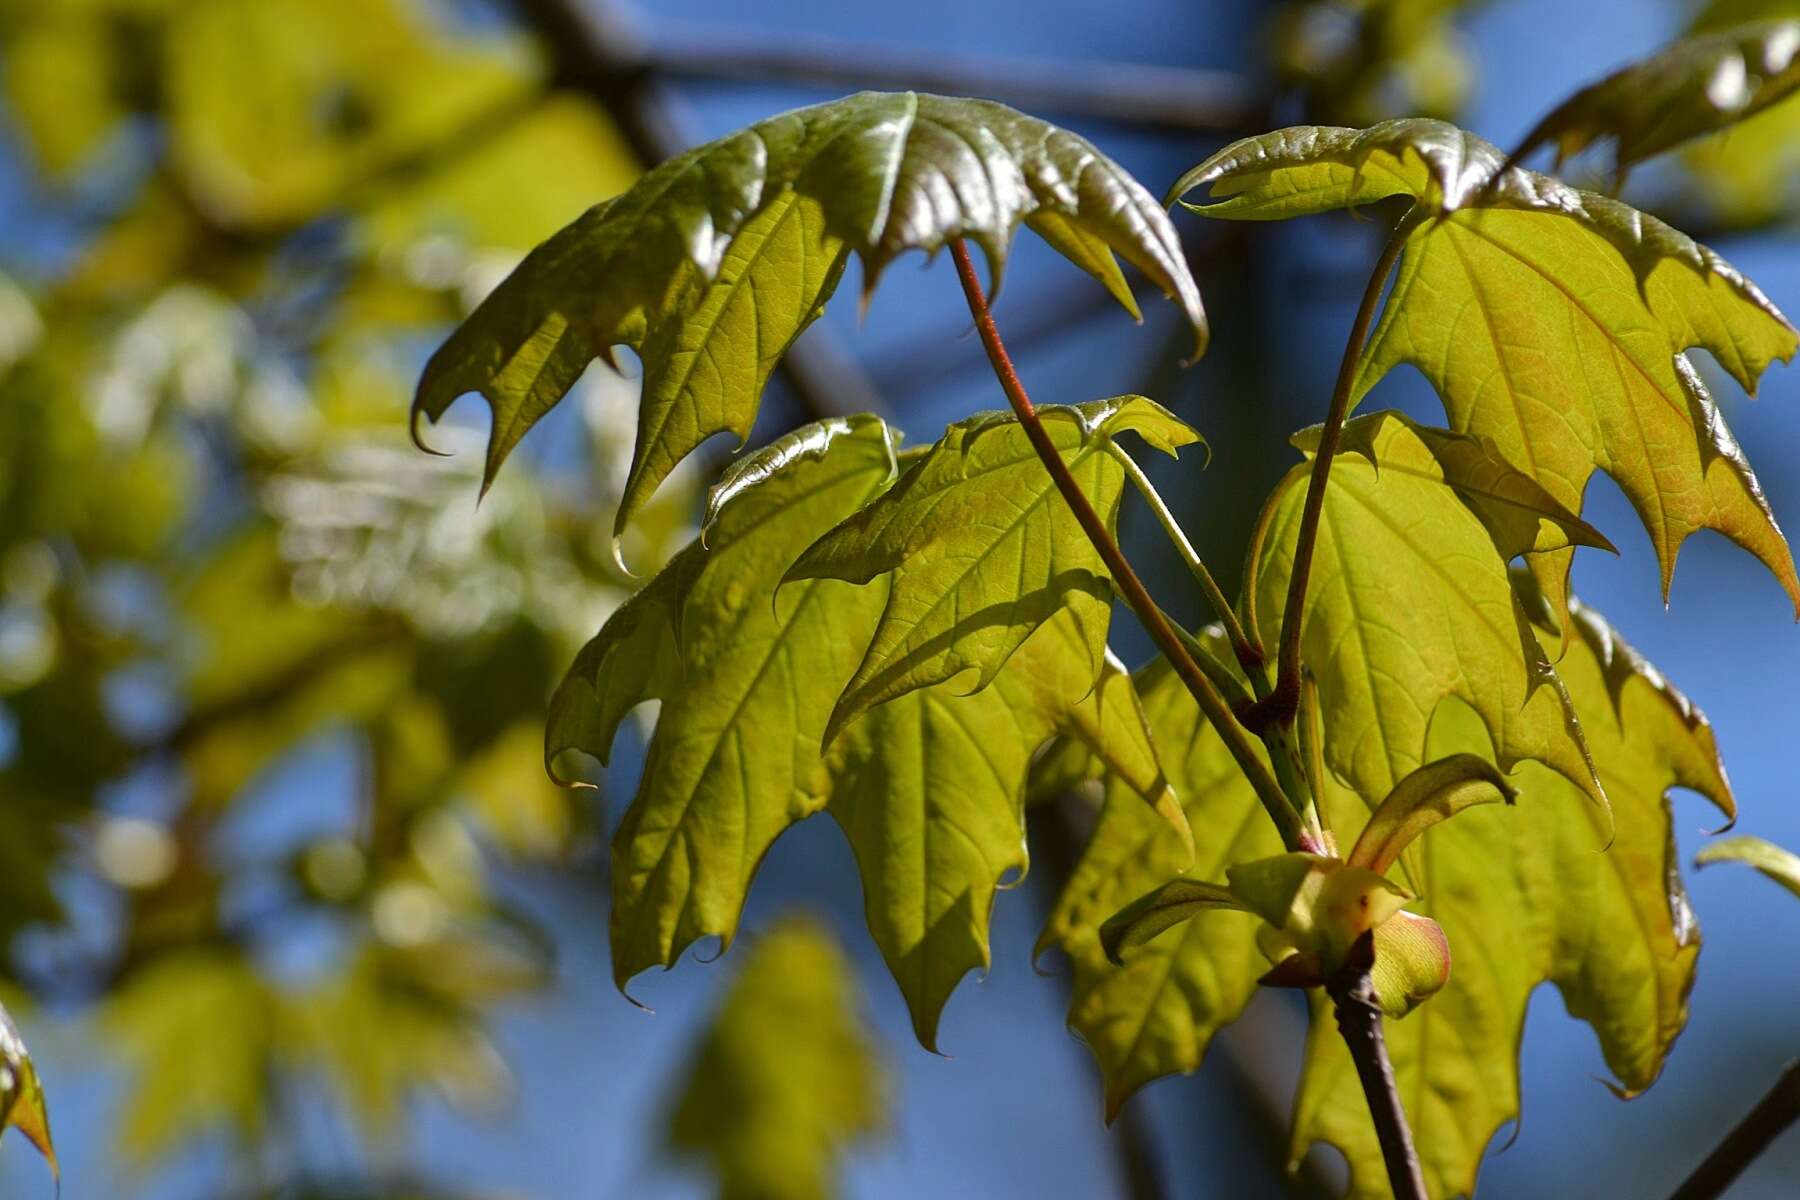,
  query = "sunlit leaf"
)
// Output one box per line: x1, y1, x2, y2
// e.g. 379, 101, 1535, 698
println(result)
1696, 834, 1800, 899
790, 396, 1199, 739
414, 91, 1207, 530
1037, 651, 1282, 1119
0, 1002, 55, 1180
547, 417, 1181, 1044
1175, 118, 1799, 624
668, 918, 883, 1200
1292, 582, 1734, 1198
1508, 18, 1800, 182
1245, 410, 1604, 813
1346, 753, 1516, 875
